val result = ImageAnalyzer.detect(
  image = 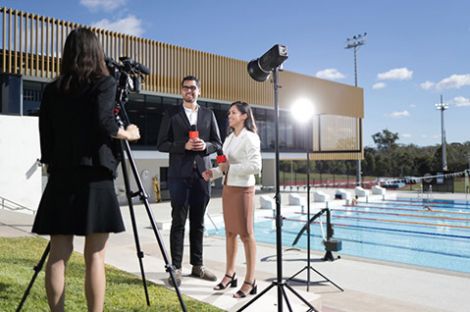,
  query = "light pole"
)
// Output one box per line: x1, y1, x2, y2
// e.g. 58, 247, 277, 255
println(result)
345, 32, 367, 186
435, 95, 448, 171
